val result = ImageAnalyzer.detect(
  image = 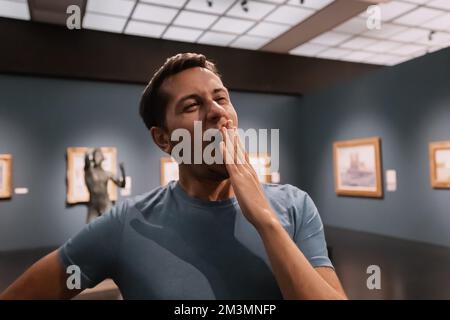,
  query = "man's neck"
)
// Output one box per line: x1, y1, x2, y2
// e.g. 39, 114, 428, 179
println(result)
177, 166, 234, 202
